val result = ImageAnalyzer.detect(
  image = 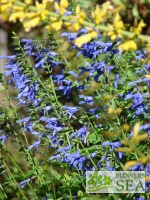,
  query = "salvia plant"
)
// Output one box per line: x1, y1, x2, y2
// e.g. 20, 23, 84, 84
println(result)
0, 0, 150, 200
